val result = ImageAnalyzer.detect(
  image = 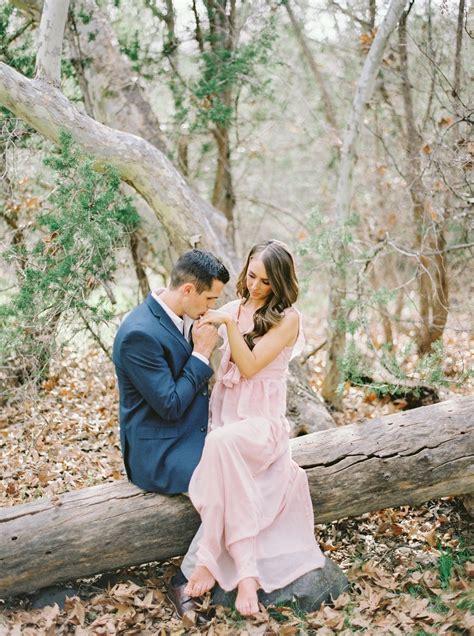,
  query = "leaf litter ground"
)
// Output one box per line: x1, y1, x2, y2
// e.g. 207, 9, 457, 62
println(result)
0, 346, 472, 635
